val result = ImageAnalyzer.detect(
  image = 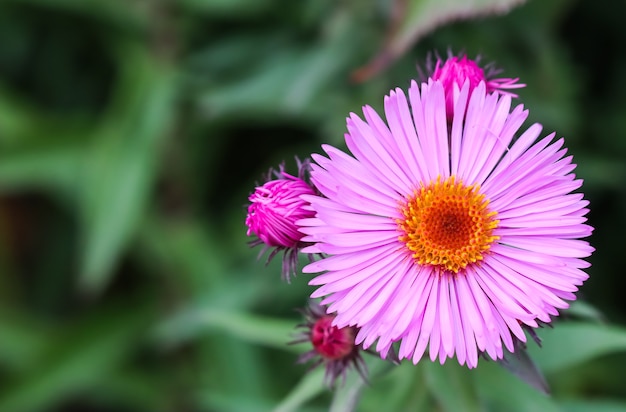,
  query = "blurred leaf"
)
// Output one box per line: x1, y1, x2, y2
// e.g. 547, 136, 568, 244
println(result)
329, 377, 364, 412
0, 309, 50, 372
136, 217, 228, 293
137, 215, 314, 315
359, 362, 431, 412
198, 49, 317, 116
0, 300, 153, 412
566, 300, 606, 323
180, 0, 274, 16
0, 143, 81, 198
273, 367, 326, 412
354, 0, 527, 81
575, 156, 626, 190
498, 340, 549, 394
155, 309, 298, 352
558, 399, 626, 412
200, 392, 277, 412
79, 45, 177, 294
90, 367, 173, 412
198, 30, 355, 118
0, 87, 86, 197
528, 322, 626, 373
423, 361, 481, 412
329, 357, 395, 412
195, 329, 282, 411
475, 361, 559, 412
8, 0, 147, 29
0, 86, 85, 146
